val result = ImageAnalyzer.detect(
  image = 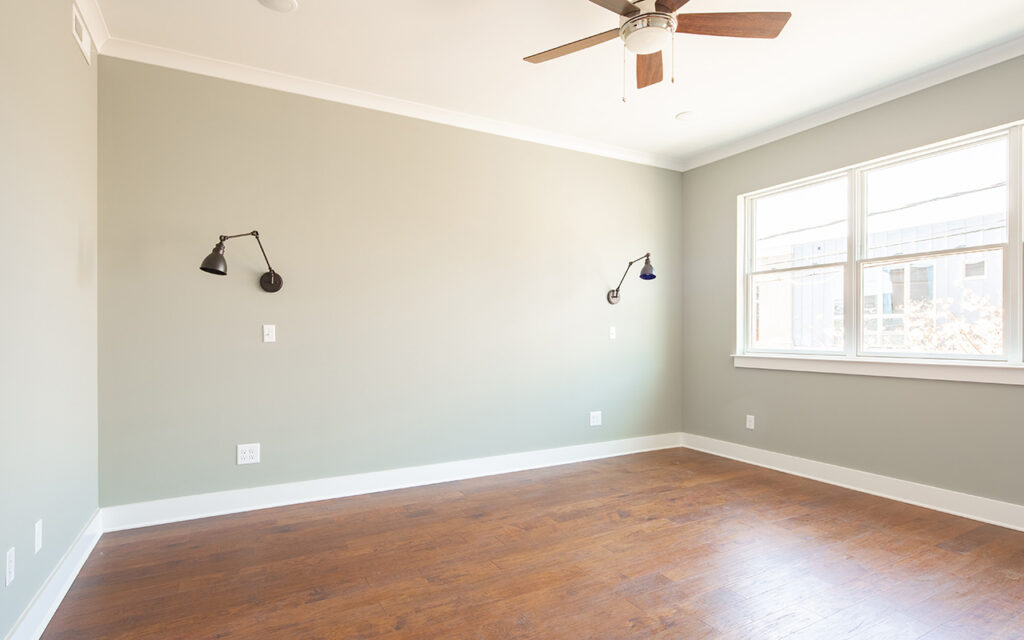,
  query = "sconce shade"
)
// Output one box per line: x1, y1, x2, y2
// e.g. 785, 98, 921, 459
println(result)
200, 242, 227, 275
200, 231, 282, 292
607, 252, 656, 304
639, 257, 656, 280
